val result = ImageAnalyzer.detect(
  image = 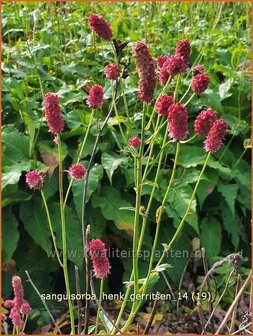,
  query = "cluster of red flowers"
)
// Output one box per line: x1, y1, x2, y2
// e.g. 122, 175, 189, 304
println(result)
87, 84, 104, 109
128, 136, 141, 149
88, 239, 111, 278
168, 103, 188, 141
155, 95, 174, 117
3, 276, 31, 329
132, 41, 156, 105
158, 39, 191, 86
